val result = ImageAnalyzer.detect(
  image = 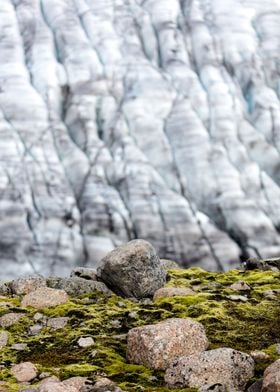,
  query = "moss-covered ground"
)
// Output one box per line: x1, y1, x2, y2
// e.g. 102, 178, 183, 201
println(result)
0, 268, 279, 391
